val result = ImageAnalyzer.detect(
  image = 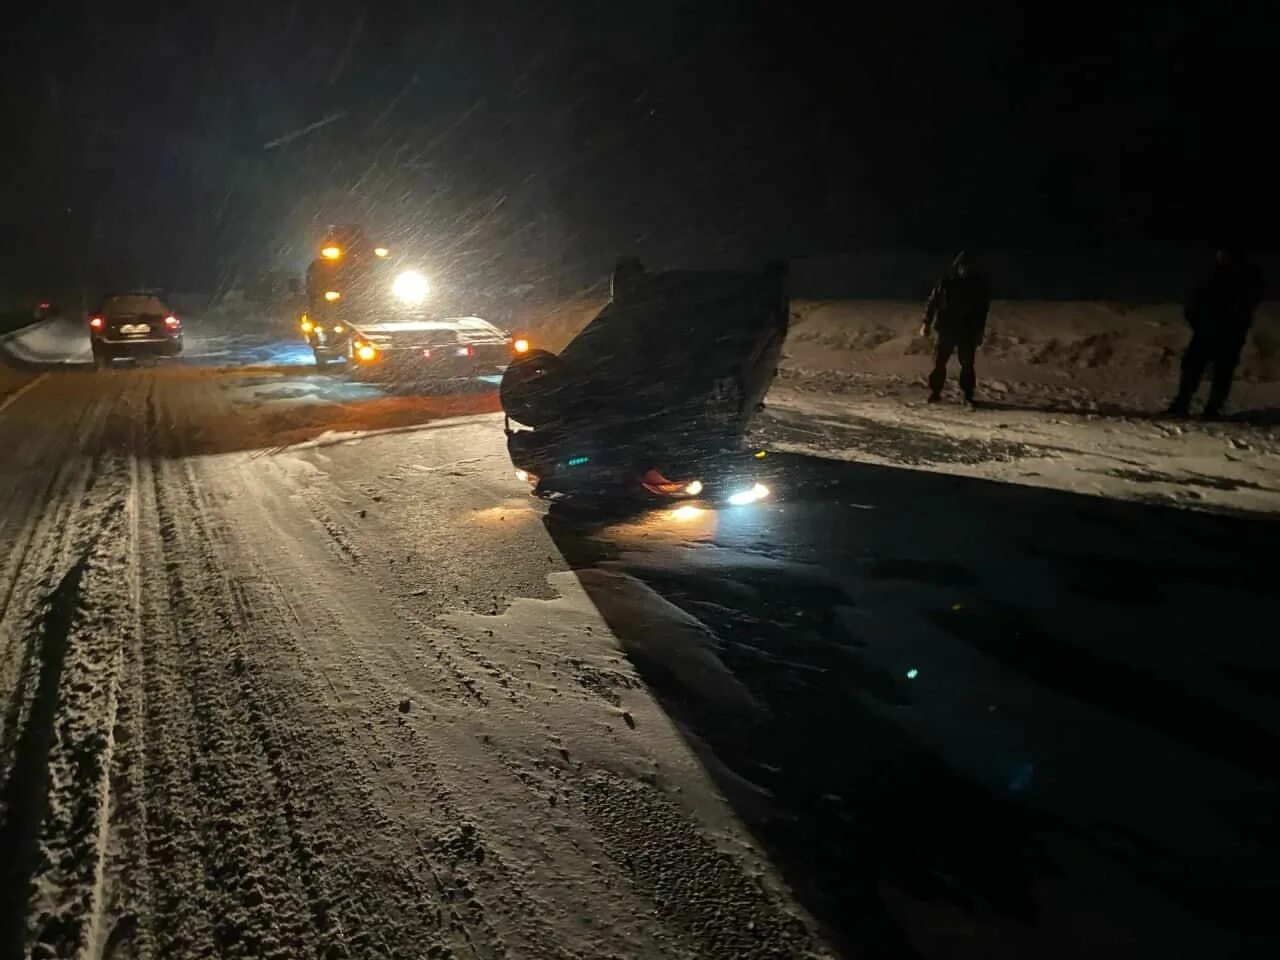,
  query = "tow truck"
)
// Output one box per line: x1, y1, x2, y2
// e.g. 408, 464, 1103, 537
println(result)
299, 226, 530, 379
